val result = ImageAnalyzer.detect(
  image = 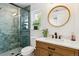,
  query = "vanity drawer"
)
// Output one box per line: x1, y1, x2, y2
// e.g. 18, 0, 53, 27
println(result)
48, 43, 75, 56
48, 44, 56, 52
55, 45, 75, 56
36, 41, 48, 49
